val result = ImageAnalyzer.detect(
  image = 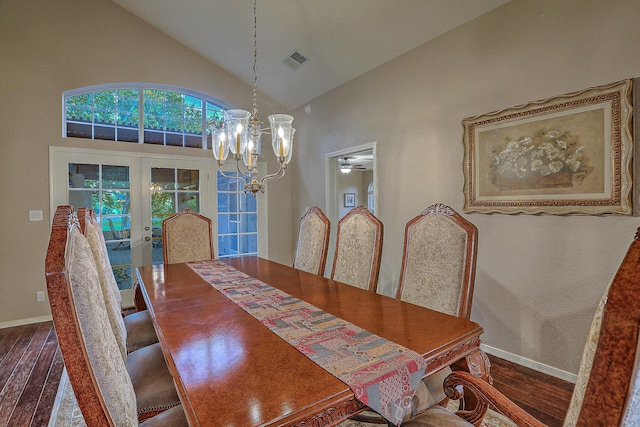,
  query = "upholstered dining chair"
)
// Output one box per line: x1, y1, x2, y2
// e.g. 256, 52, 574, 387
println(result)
402, 225, 640, 427
46, 206, 188, 426
77, 208, 158, 353
397, 203, 478, 319
331, 205, 383, 292
293, 206, 331, 275
162, 208, 215, 264
348, 203, 478, 425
